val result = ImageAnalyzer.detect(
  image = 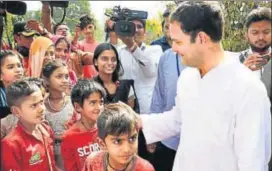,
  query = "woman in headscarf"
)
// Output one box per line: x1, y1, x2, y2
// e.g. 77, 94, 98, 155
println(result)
28, 36, 55, 77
